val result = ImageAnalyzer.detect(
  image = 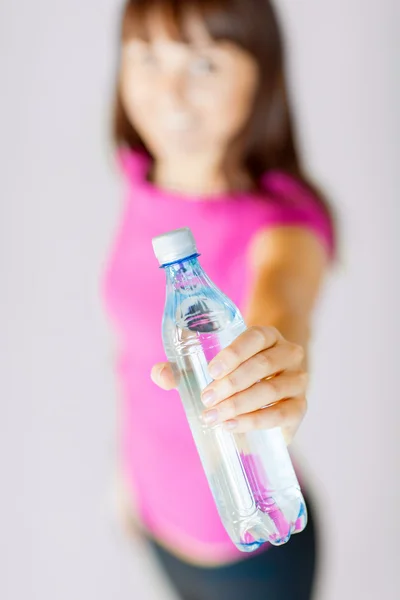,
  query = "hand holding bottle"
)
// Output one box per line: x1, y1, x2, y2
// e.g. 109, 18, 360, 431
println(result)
151, 325, 308, 445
